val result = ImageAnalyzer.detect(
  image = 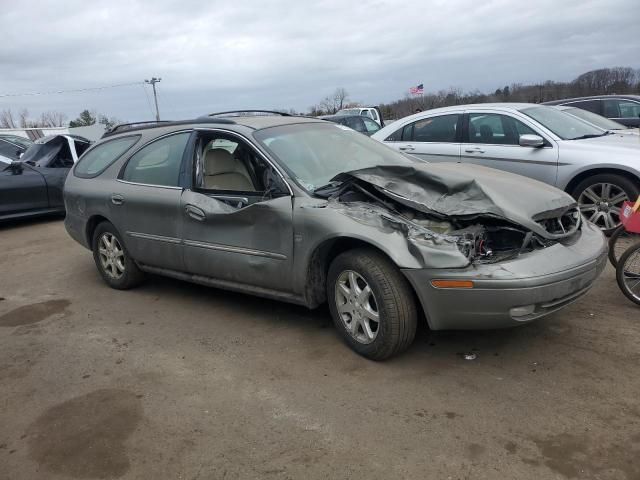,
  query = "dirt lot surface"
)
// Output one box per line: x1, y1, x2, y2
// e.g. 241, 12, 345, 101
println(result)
1, 218, 639, 480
